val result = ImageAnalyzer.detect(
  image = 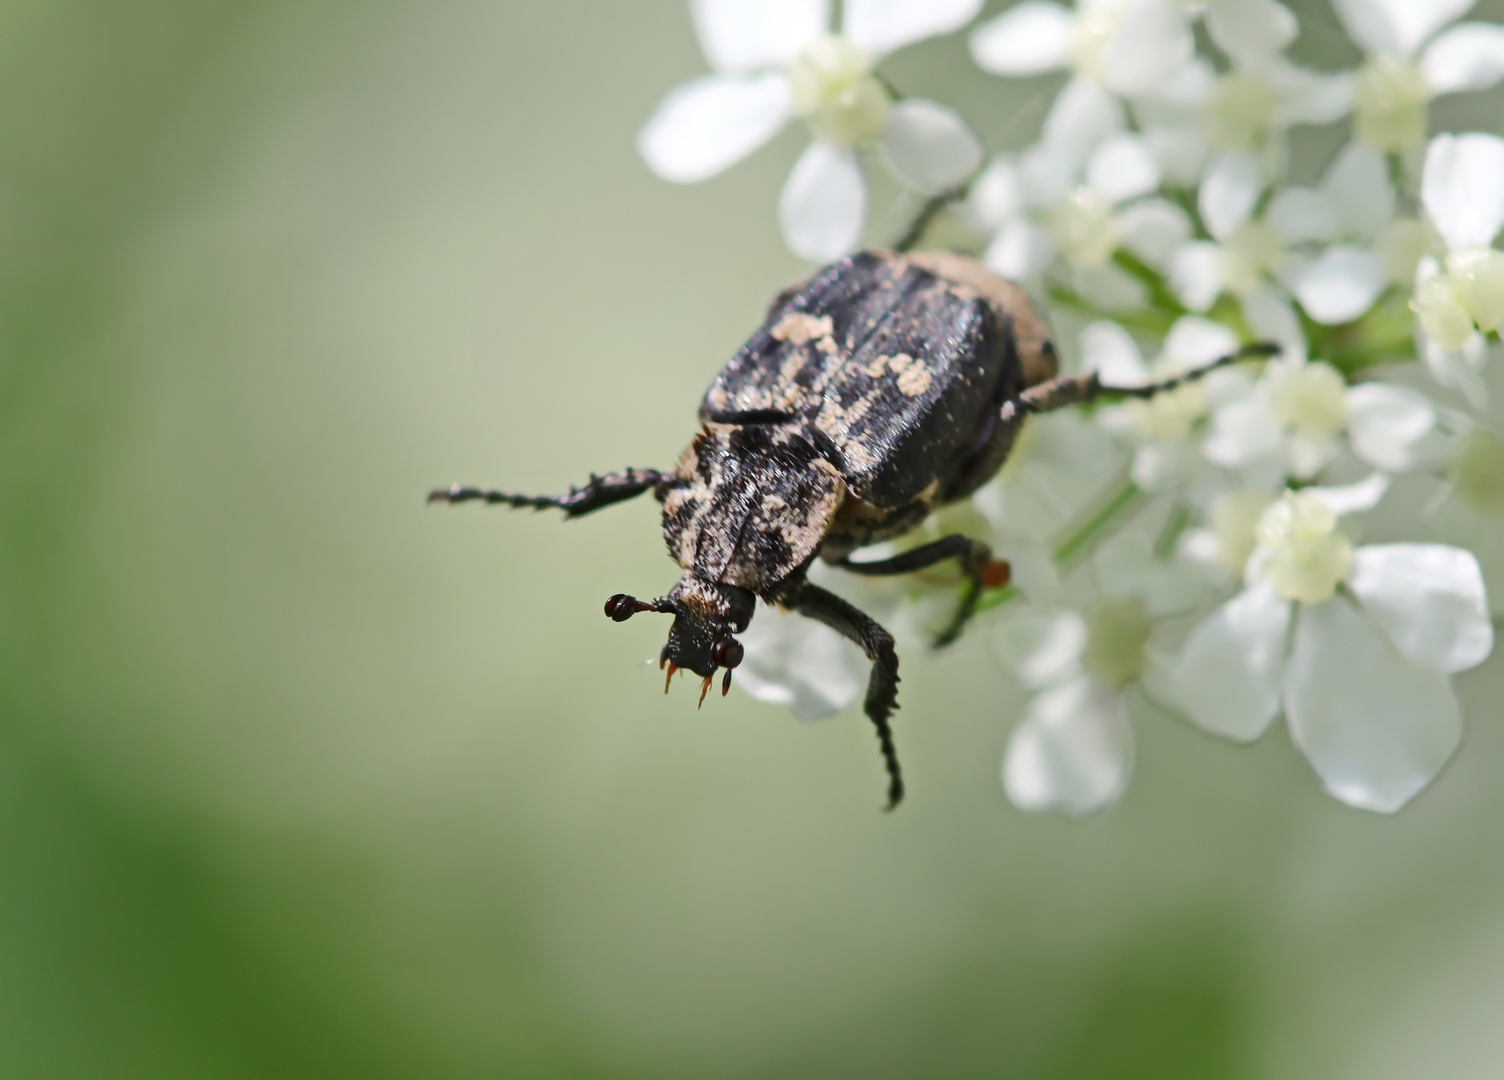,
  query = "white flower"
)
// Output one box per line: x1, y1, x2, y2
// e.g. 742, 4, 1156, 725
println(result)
1086, 316, 1251, 491
638, 0, 985, 260
1426, 412, 1504, 617
998, 533, 1211, 814
969, 132, 1168, 303
970, 0, 1194, 98
1202, 356, 1437, 481
1172, 480, 1493, 812
1413, 132, 1504, 405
